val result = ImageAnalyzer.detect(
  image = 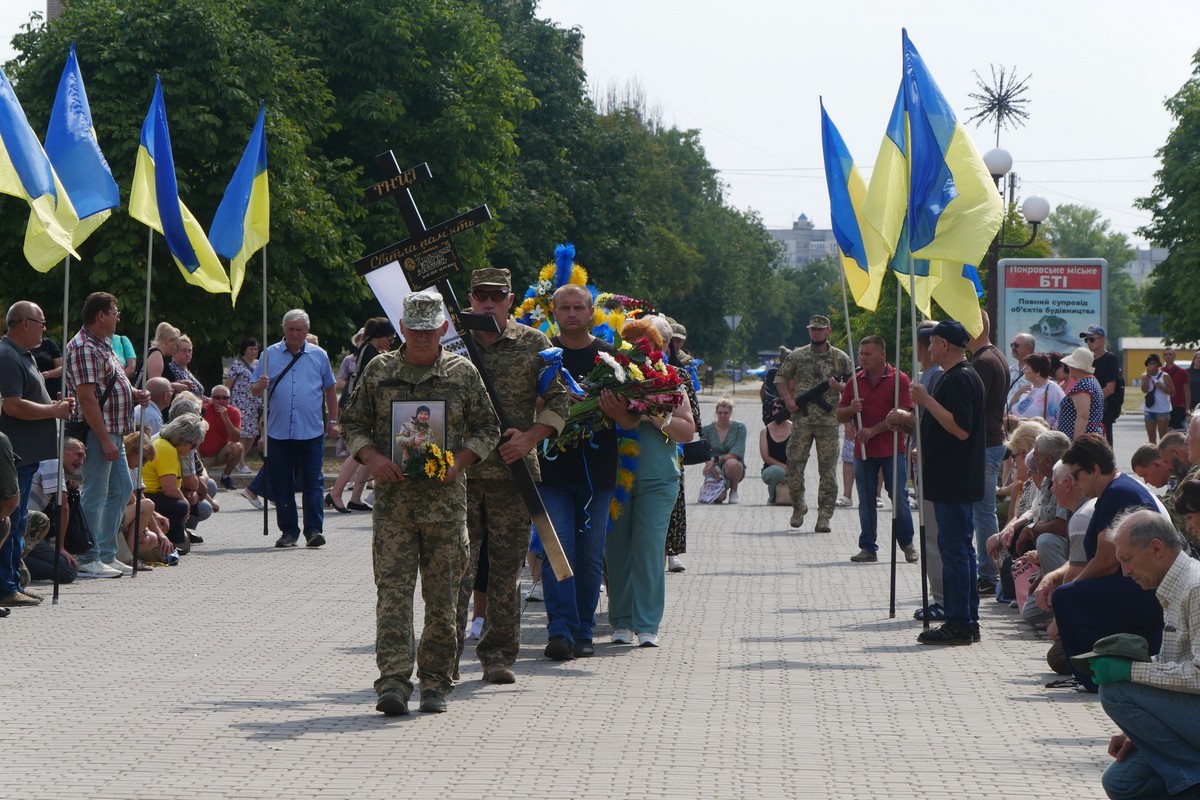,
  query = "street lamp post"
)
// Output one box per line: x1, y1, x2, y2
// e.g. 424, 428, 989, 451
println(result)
724, 314, 742, 391
982, 147, 1050, 325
